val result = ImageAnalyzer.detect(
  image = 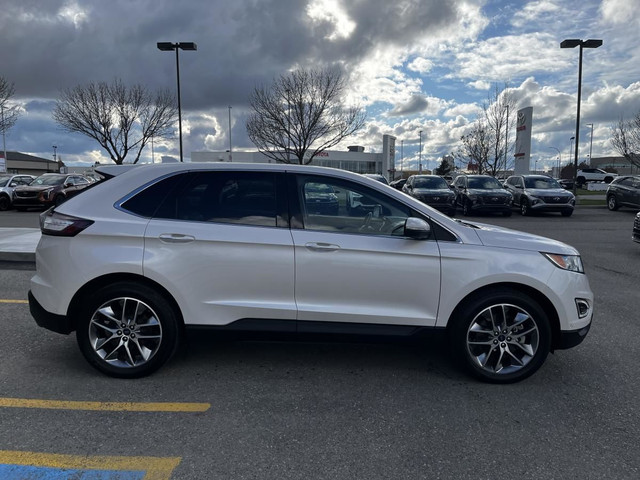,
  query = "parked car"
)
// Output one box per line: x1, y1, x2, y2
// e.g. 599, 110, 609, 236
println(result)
303, 182, 339, 215
558, 178, 574, 190
605, 175, 640, 211
576, 168, 617, 187
504, 175, 575, 217
29, 163, 593, 383
633, 213, 640, 244
12, 174, 92, 210
452, 174, 512, 216
0, 174, 35, 210
389, 178, 407, 190
402, 175, 456, 216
